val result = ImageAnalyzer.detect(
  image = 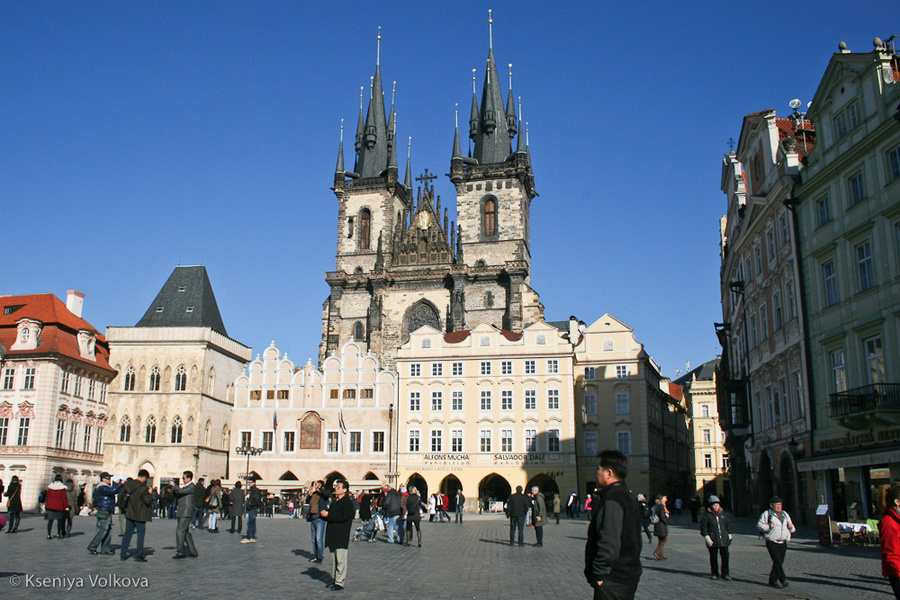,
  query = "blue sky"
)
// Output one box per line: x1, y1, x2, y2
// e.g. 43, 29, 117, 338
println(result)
1, 1, 887, 377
